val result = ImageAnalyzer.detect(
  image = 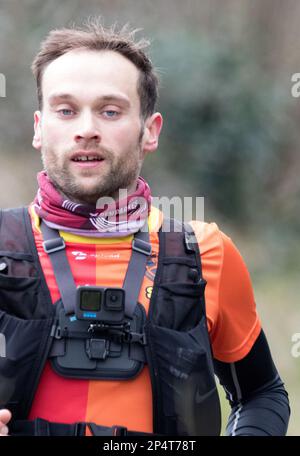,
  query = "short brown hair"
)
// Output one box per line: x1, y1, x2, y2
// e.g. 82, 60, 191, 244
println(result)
31, 18, 159, 119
